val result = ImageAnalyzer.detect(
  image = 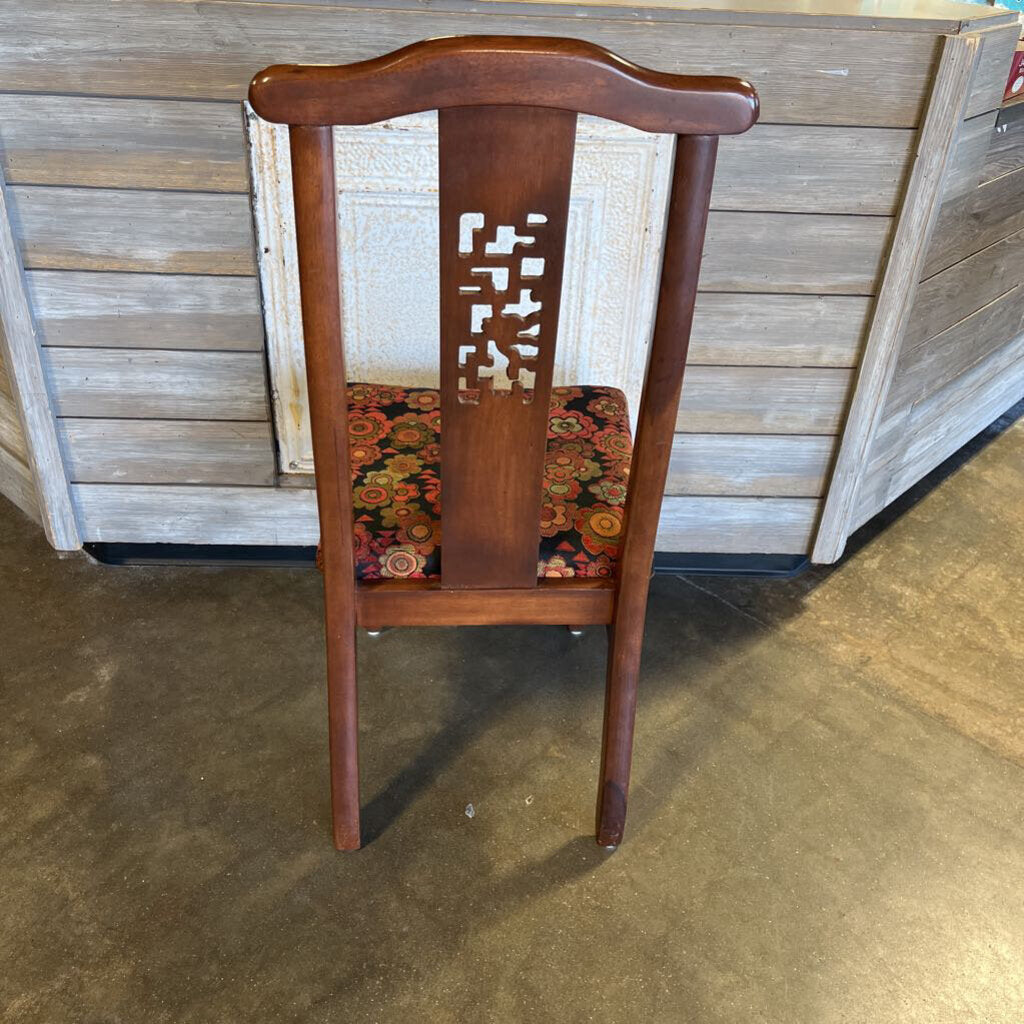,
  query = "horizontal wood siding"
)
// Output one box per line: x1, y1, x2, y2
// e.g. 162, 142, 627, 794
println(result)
8, 187, 256, 275
666, 434, 832, 497
58, 419, 276, 485
42, 349, 269, 420
967, 23, 1024, 118
885, 284, 1024, 415
0, 94, 916, 217
924, 165, 1024, 277
656, 497, 820, 553
943, 110, 998, 201
689, 294, 870, 367
8, 0, 1012, 555
677, 367, 854, 434
856, 78, 1024, 531
69, 481, 820, 554
0, 95, 249, 193
701, 211, 890, 294
26, 271, 264, 350
72, 483, 320, 544
9, 184, 891, 294
905, 229, 1024, 349
857, 331, 1024, 527
714, 124, 912, 215
983, 101, 1024, 183
0, 0, 940, 126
